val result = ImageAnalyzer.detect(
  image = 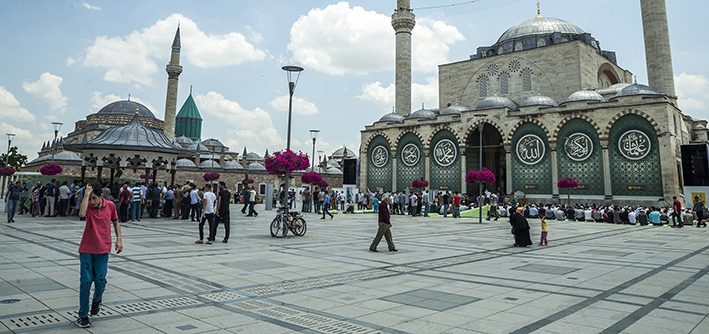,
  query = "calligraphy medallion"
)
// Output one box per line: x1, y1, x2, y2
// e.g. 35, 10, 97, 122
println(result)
371, 145, 389, 167
564, 133, 593, 162
434, 139, 457, 167
401, 143, 420, 166
618, 130, 651, 160
516, 134, 545, 165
